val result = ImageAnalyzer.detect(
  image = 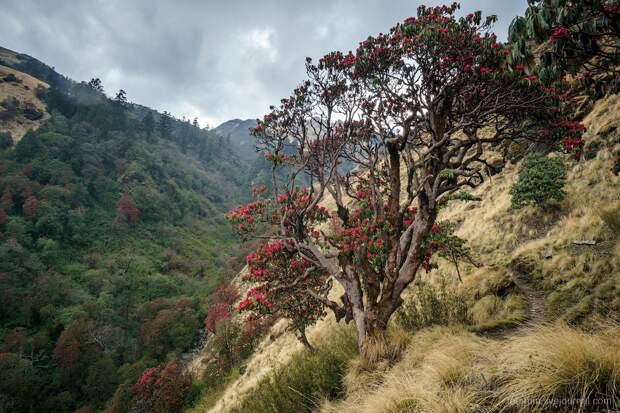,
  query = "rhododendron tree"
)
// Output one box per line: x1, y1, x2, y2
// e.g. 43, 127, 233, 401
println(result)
132, 360, 191, 413
229, 3, 584, 351
22, 195, 39, 219
509, 0, 620, 91
0, 188, 13, 209
116, 193, 139, 225
204, 282, 240, 333
238, 239, 330, 349
204, 302, 230, 333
